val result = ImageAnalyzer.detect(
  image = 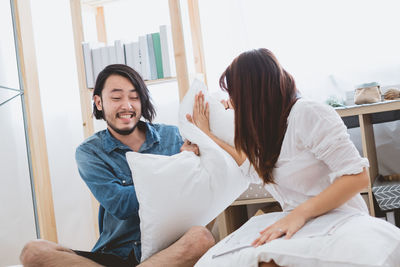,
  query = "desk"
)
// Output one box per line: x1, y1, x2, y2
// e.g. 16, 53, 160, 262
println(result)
217, 100, 400, 240
335, 100, 400, 216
